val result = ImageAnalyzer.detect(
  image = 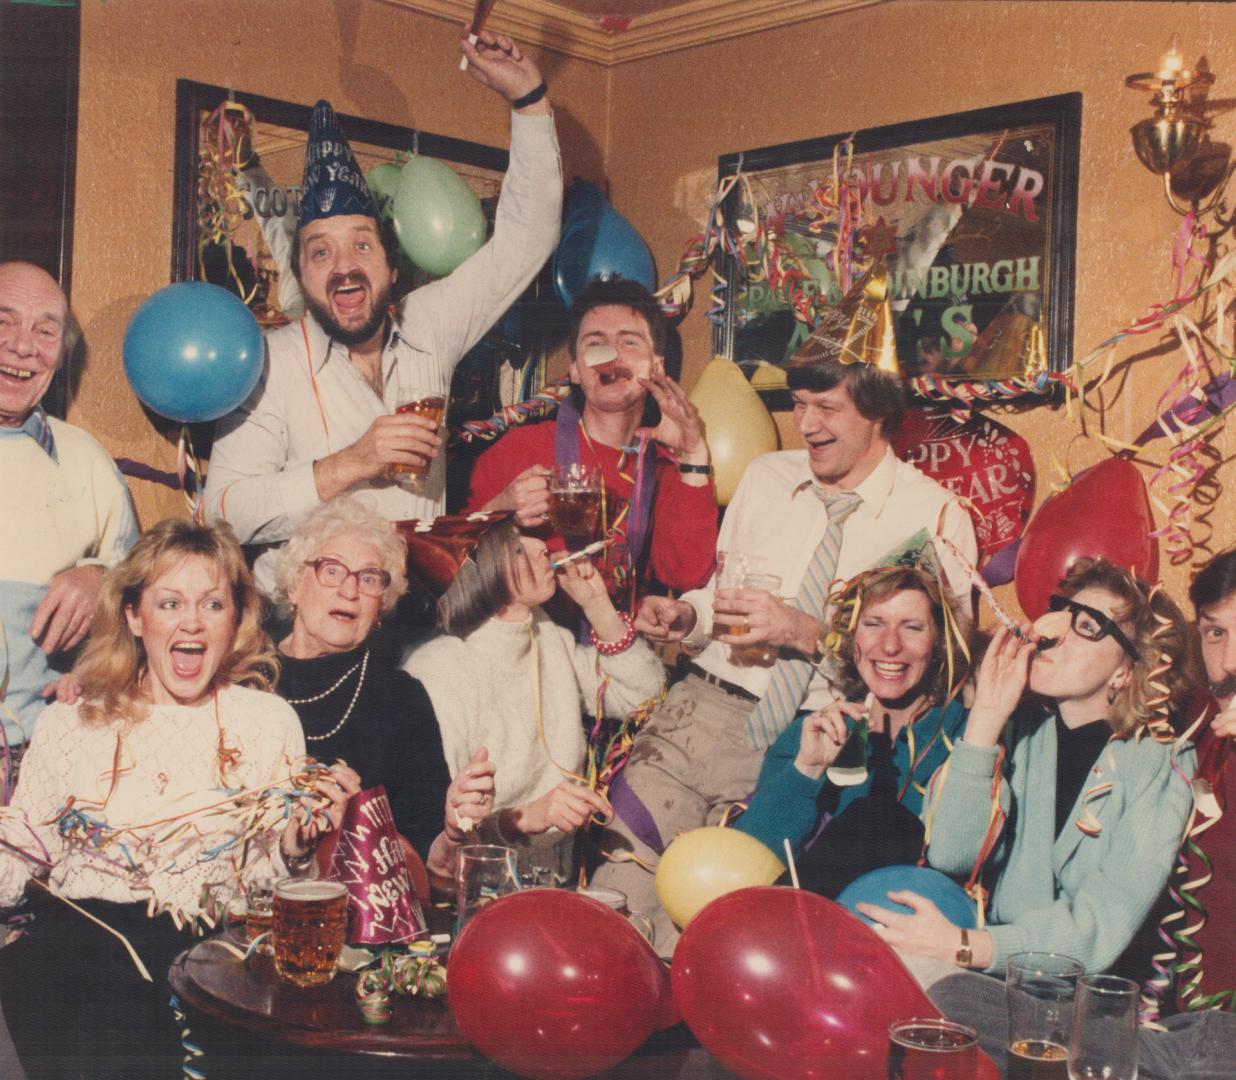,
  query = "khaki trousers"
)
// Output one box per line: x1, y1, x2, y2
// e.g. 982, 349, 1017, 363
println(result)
591, 674, 765, 956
